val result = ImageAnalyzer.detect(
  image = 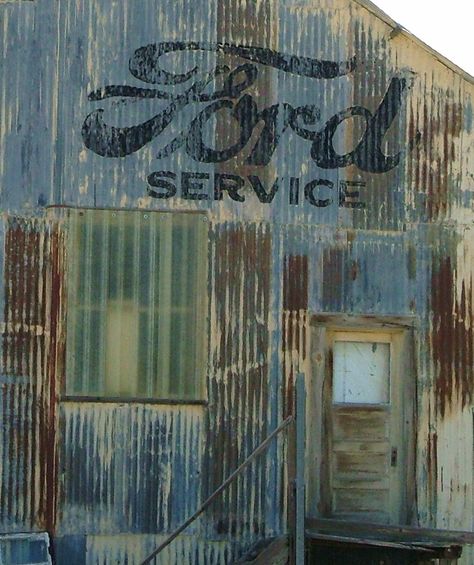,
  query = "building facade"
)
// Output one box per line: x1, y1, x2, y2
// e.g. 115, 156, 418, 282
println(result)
0, 0, 473, 563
